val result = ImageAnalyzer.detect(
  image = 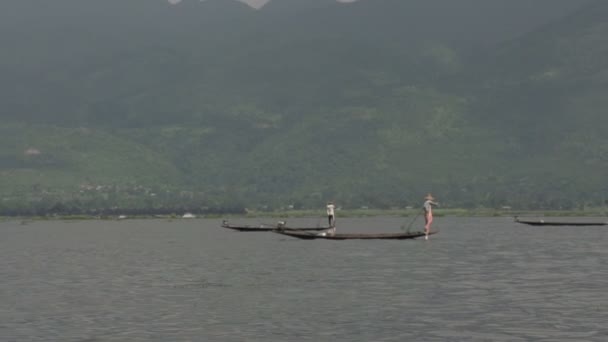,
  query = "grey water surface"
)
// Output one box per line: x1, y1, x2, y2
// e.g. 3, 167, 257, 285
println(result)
1, 217, 607, 341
